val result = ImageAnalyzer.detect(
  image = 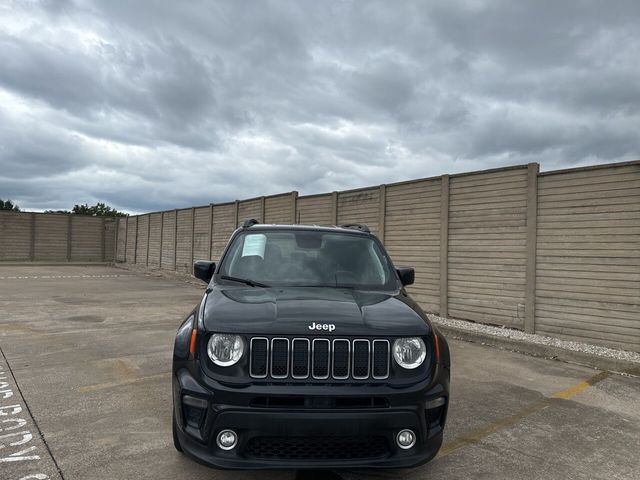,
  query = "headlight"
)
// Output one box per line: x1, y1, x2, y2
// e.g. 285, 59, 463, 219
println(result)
393, 337, 426, 369
207, 334, 244, 366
